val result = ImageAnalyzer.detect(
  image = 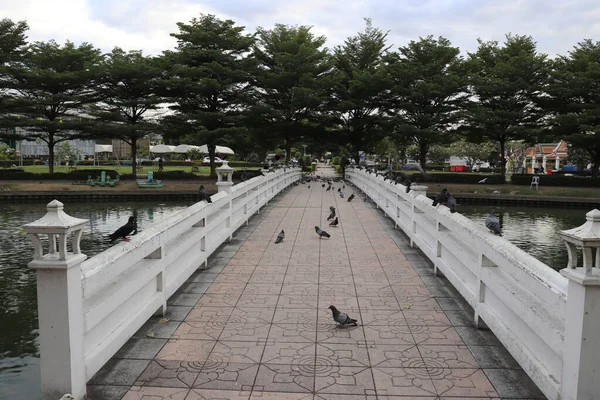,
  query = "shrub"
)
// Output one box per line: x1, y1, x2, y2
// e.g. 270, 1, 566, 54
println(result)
331, 156, 341, 165
510, 174, 600, 187
302, 166, 313, 172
